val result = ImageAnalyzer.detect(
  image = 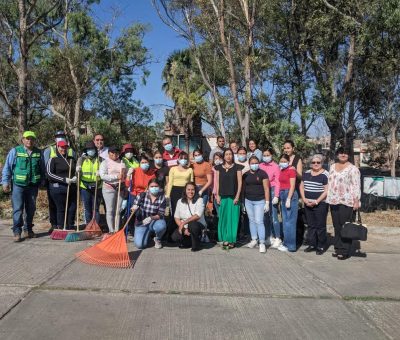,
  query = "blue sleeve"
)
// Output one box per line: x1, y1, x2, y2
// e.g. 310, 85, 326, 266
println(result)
43, 147, 50, 167
1, 148, 16, 185
255, 149, 263, 161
